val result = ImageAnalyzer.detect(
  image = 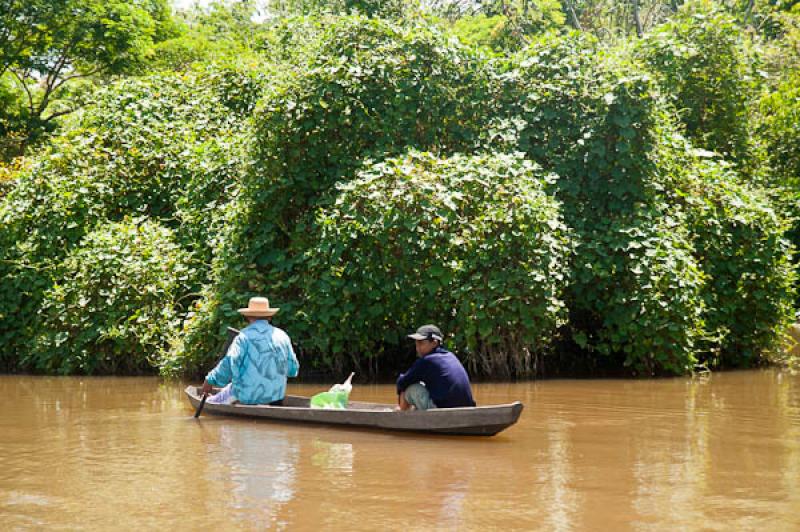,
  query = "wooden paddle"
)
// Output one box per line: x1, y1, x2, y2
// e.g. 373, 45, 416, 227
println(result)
194, 326, 240, 419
